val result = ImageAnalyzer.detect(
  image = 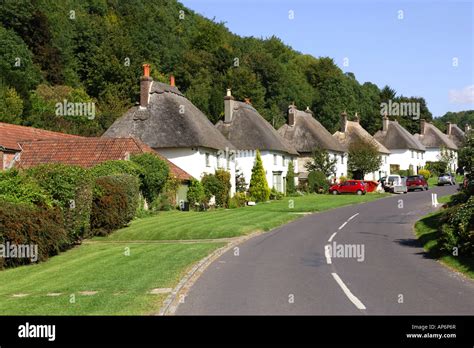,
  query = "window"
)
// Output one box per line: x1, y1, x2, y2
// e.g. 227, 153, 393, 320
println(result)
411, 151, 414, 158
205, 153, 210, 167
421, 152, 424, 160
273, 154, 277, 165
384, 156, 387, 164
416, 152, 419, 159
341, 154, 344, 164
283, 156, 286, 167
